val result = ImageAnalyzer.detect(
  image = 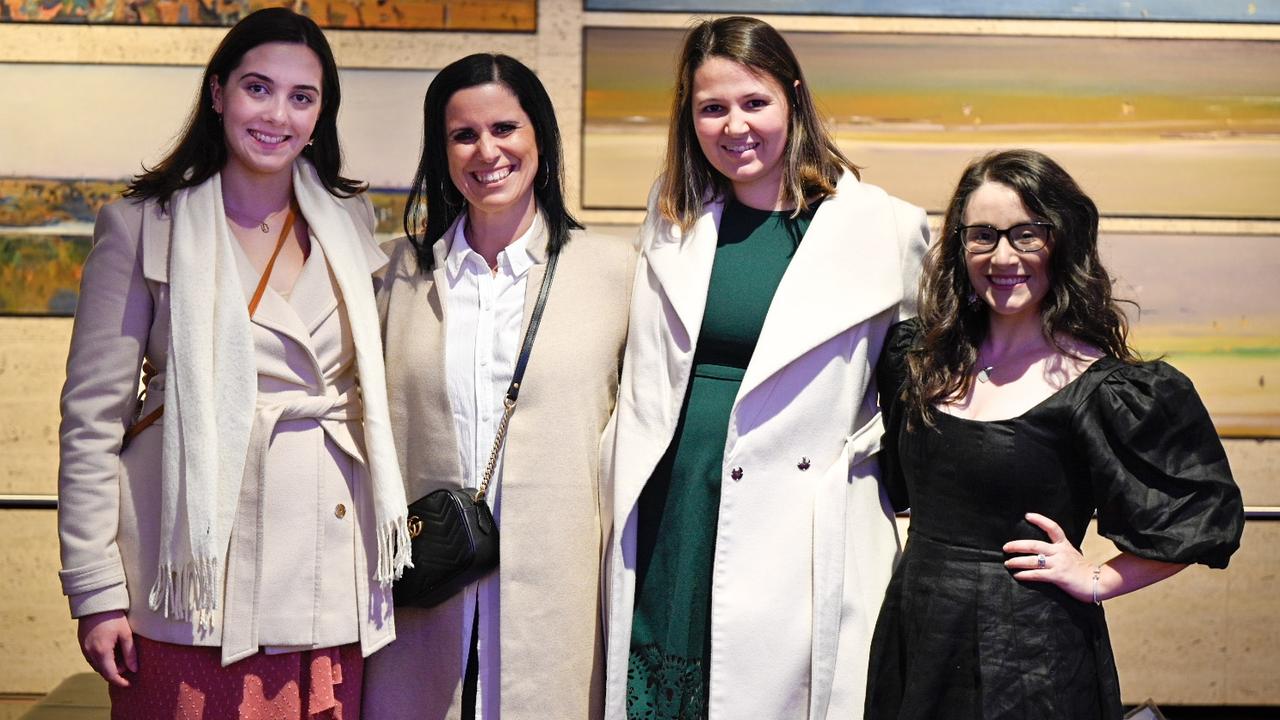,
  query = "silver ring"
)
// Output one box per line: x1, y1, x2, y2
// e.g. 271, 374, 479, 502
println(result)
1036, 553, 1047, 569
